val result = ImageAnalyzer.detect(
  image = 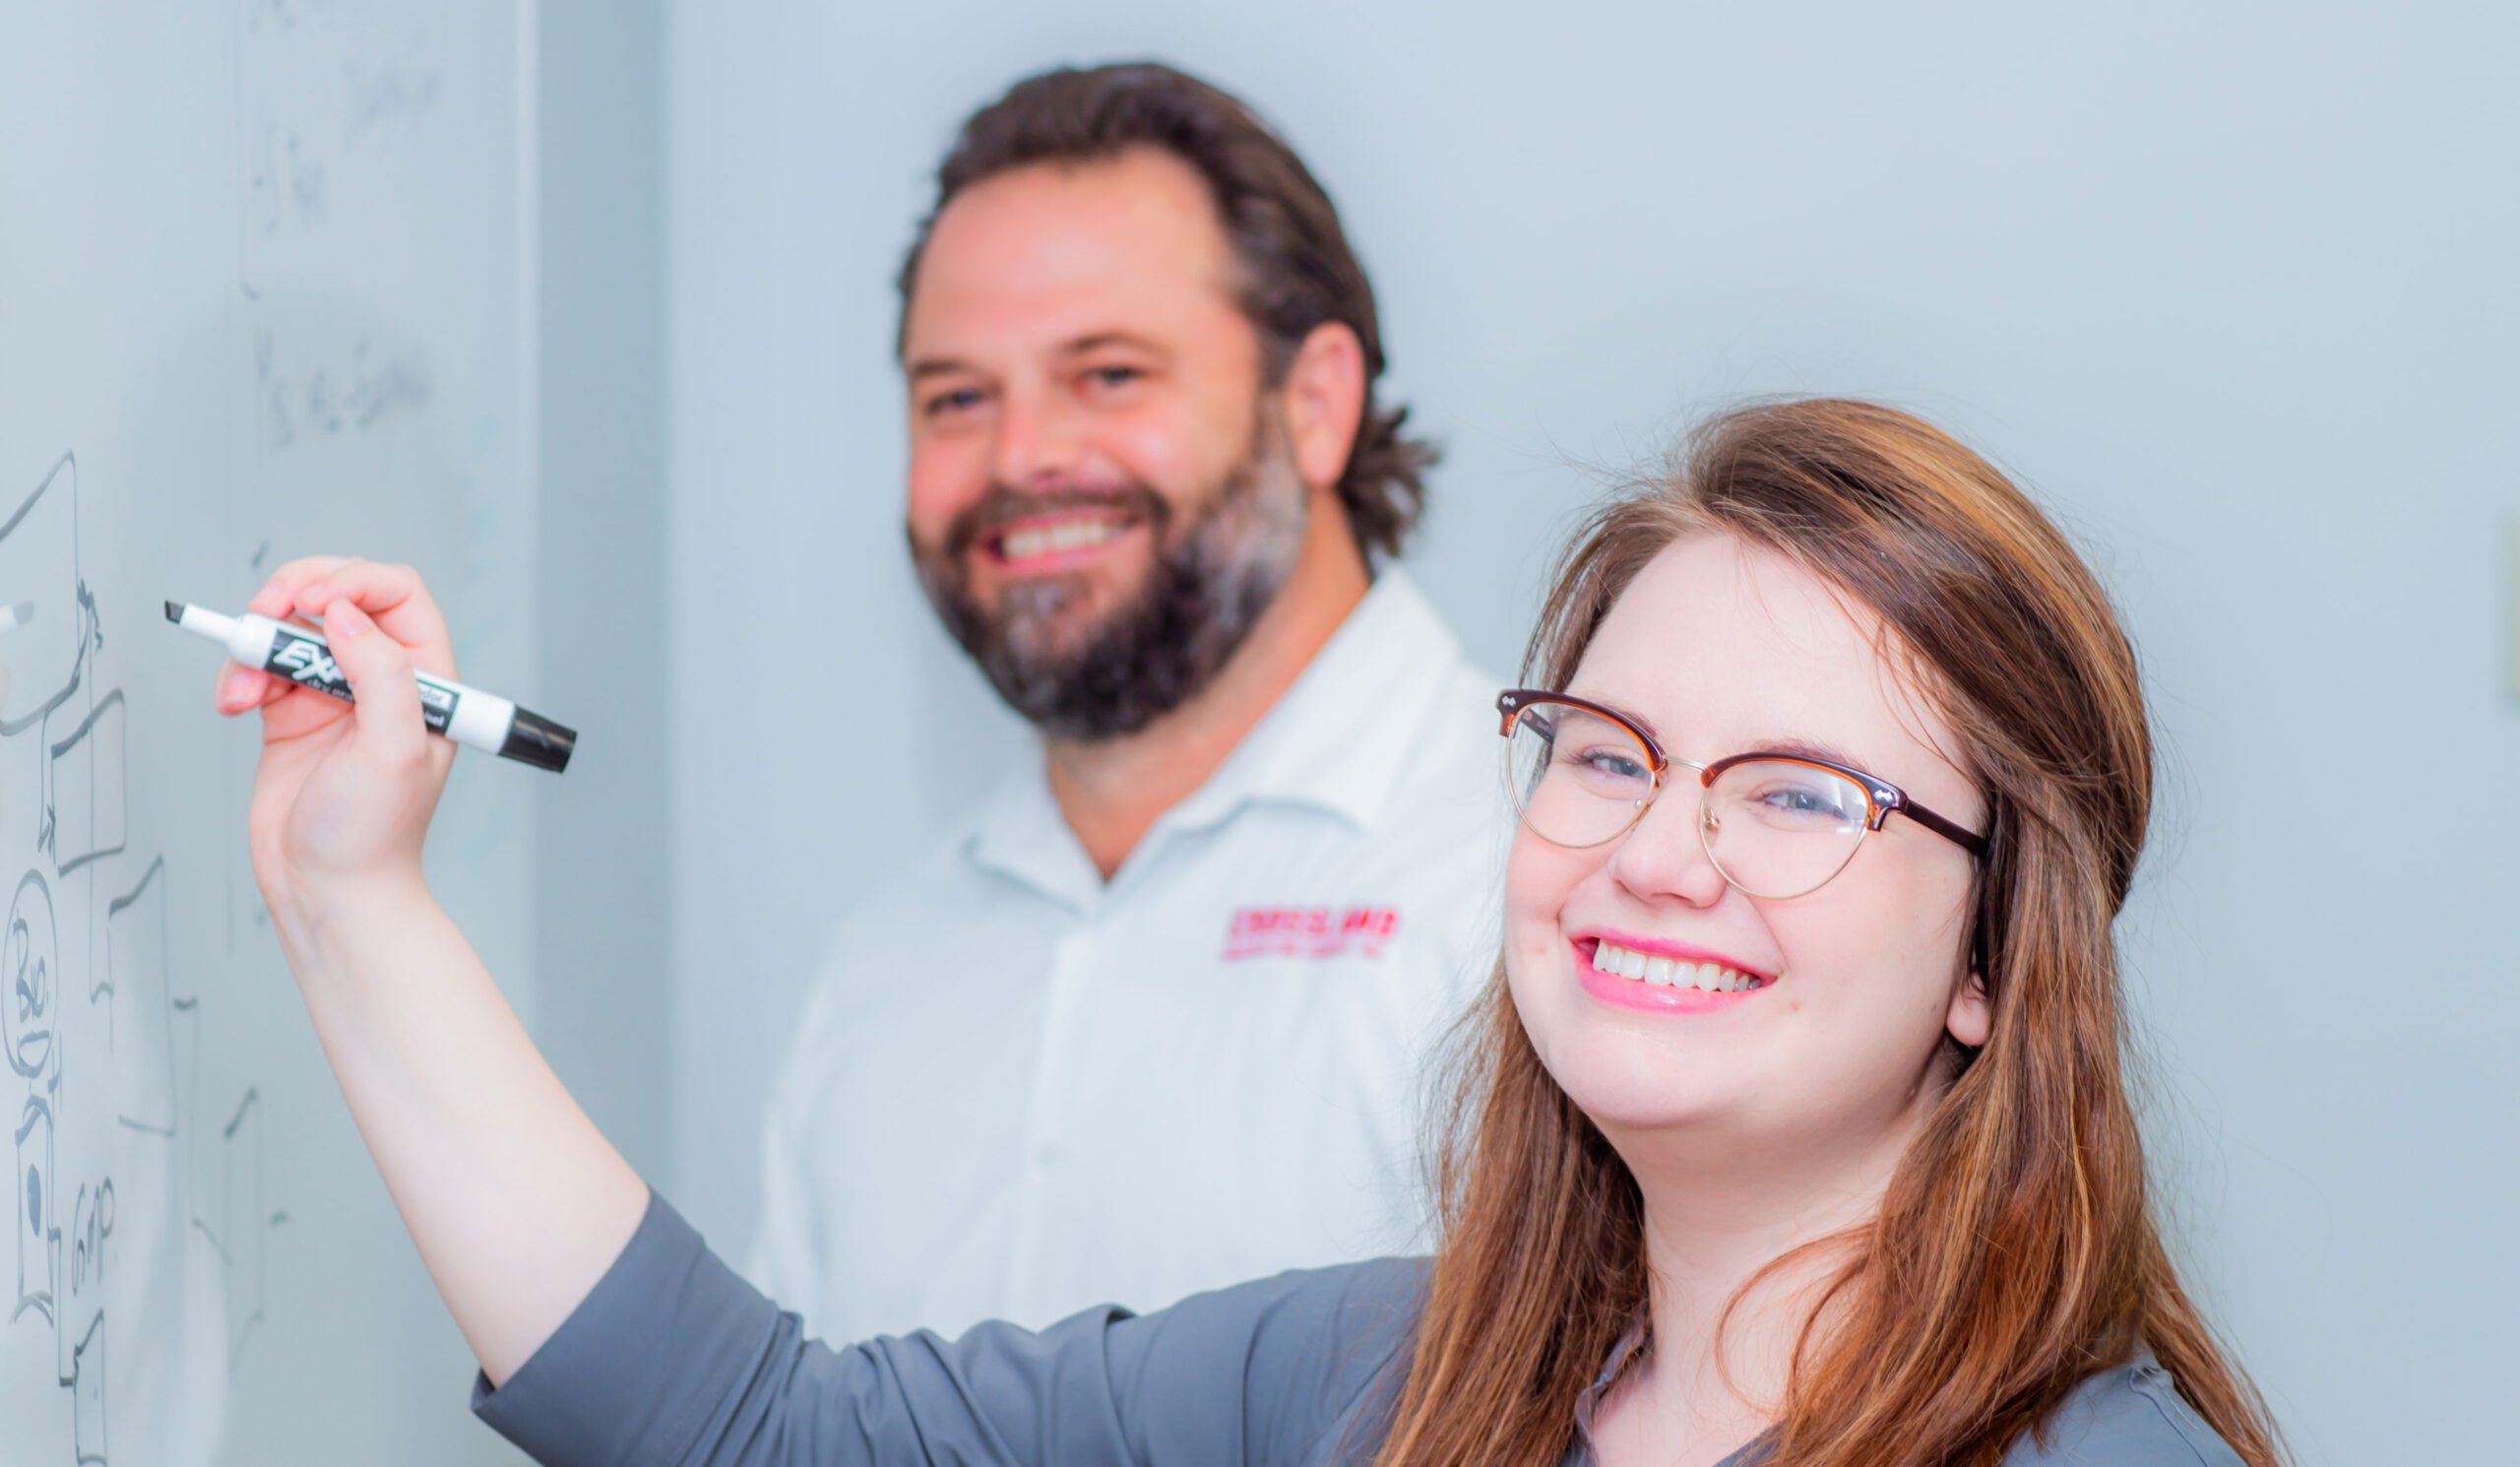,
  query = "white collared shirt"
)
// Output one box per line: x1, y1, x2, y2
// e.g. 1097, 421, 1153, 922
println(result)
747, 570, 1507, 1346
